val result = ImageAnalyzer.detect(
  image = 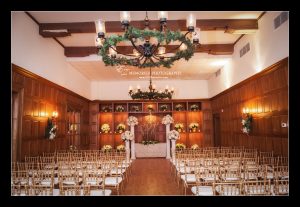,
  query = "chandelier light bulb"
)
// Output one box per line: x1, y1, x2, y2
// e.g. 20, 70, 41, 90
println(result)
120, 11, 131, 23
186, 13, 196, 30
192, 27, 201, 44
95, 36, 103, 48
95, 19, 105, 35
158, 11, 168, 20
109, 46, 117, 57
179, 43, 187, 51
158, 46, 166, 55
133, 49, 139, 57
